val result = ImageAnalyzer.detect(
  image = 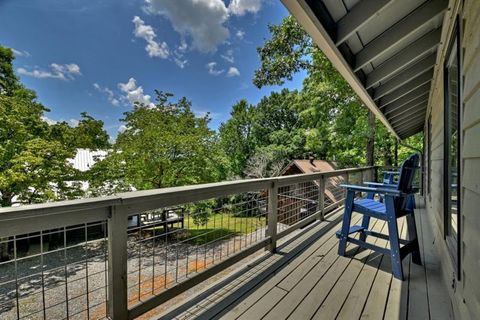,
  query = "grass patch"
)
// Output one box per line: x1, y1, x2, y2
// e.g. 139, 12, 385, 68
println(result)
181, 213, 266, 245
